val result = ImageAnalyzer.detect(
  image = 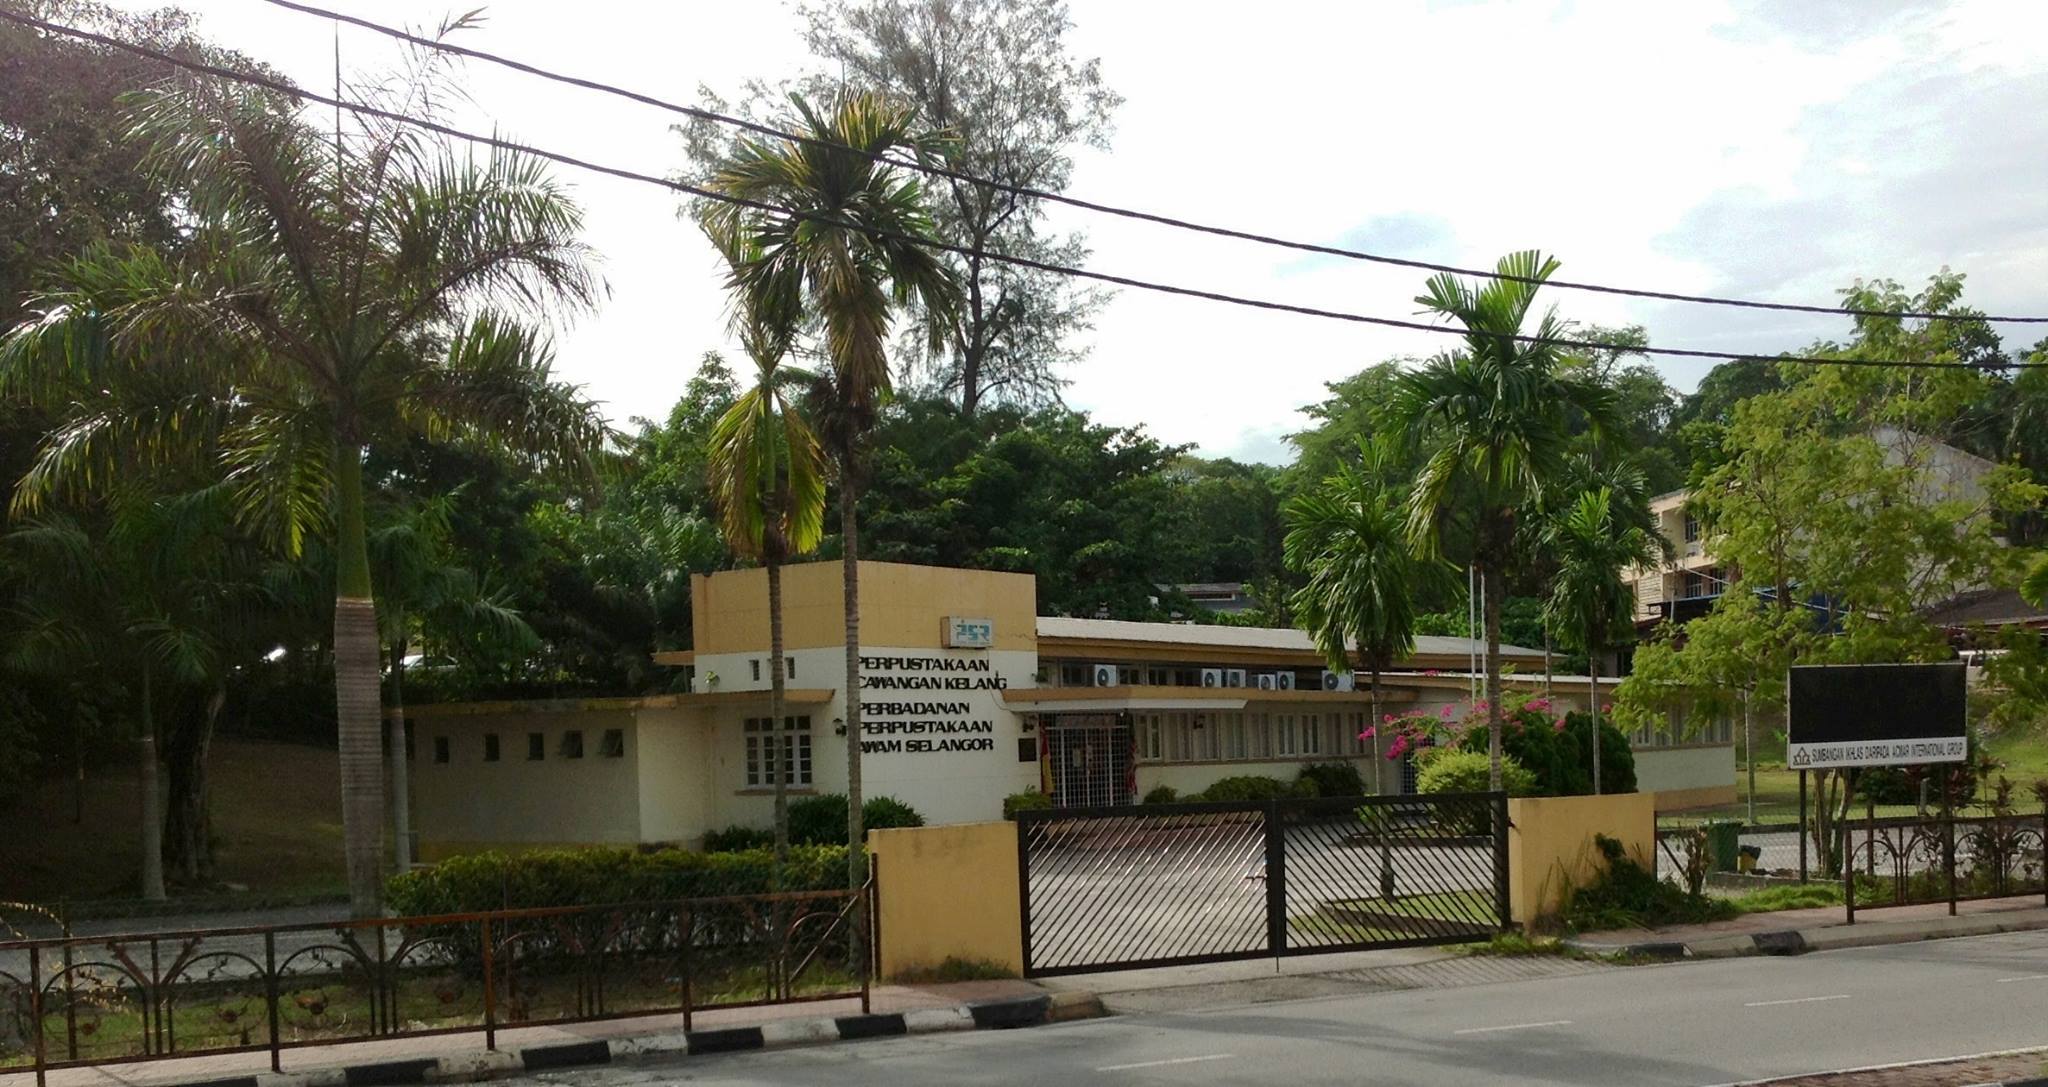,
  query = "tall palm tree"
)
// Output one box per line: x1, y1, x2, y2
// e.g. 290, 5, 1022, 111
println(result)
0, 67, 607, 916
705, 297, 826, 868
1391, 251, 1620, 790
1542, 487, 1661, 794
699, 92, 957, 886
1283, 436, 1448, 794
